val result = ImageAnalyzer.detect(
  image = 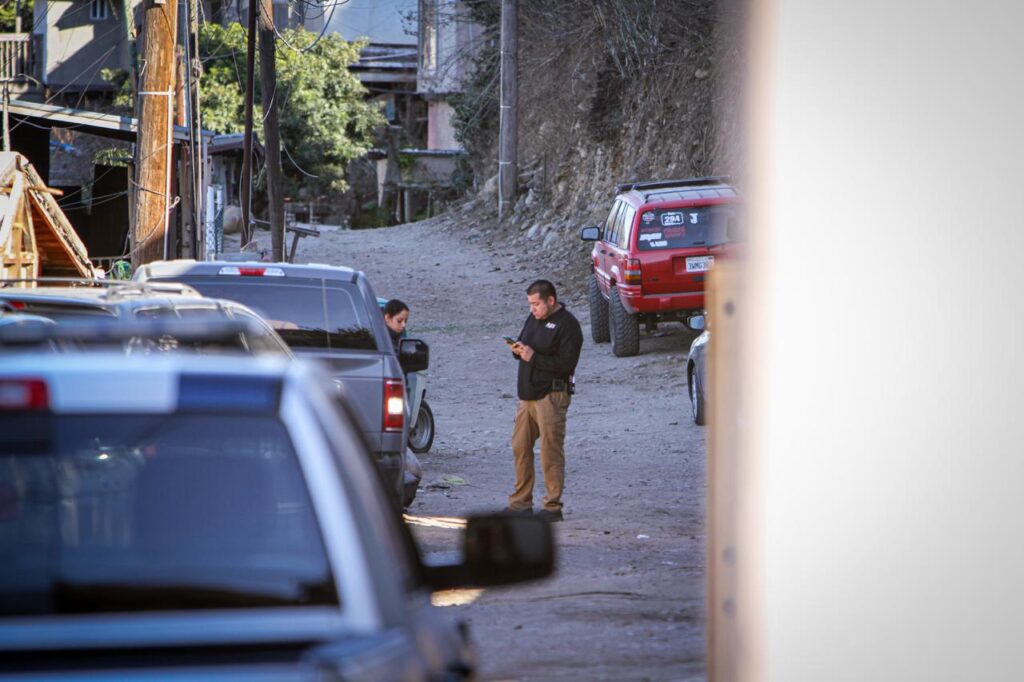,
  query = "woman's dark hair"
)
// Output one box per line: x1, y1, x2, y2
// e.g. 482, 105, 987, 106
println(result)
383, 299, 409, 317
